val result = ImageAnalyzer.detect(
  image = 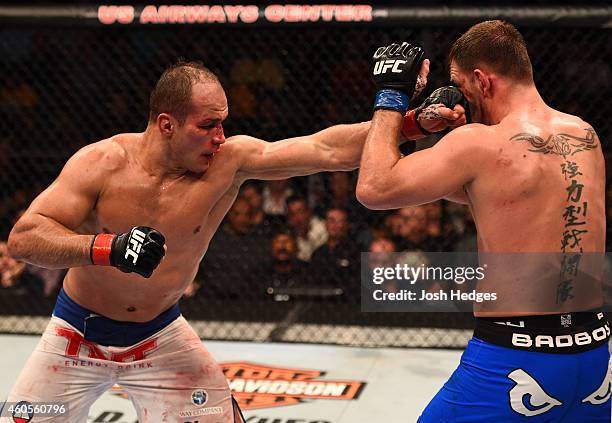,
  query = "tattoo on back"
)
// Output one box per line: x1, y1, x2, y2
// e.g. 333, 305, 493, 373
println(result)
510, 128, 598, 304
558, 162, 587, 304
510, 128, 597, 158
